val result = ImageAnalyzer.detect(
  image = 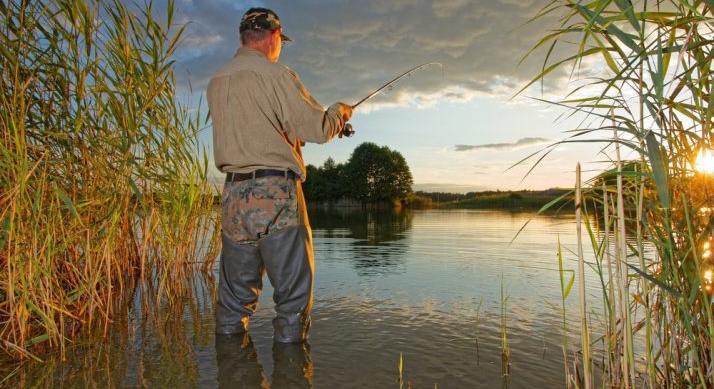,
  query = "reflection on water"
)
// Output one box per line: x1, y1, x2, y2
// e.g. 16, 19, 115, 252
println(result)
215, 334, 269, 388
310, 207, 413, 276
310, 206, 413, 243
215, 334, 312, 389
7, 209, 604, 388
